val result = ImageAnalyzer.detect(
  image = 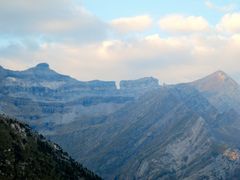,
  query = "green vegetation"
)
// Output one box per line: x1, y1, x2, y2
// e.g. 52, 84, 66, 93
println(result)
0, 114, 101, 180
